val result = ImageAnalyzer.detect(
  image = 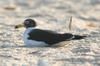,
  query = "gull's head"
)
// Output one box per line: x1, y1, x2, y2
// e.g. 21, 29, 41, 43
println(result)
15, 19, 37, 29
